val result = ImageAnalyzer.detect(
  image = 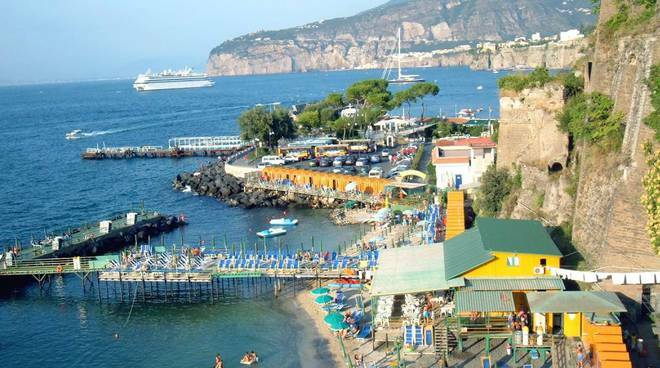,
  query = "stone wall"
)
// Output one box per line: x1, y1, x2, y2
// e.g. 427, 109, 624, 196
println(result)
573, 0, 660, 271
496, 83, 569, 171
